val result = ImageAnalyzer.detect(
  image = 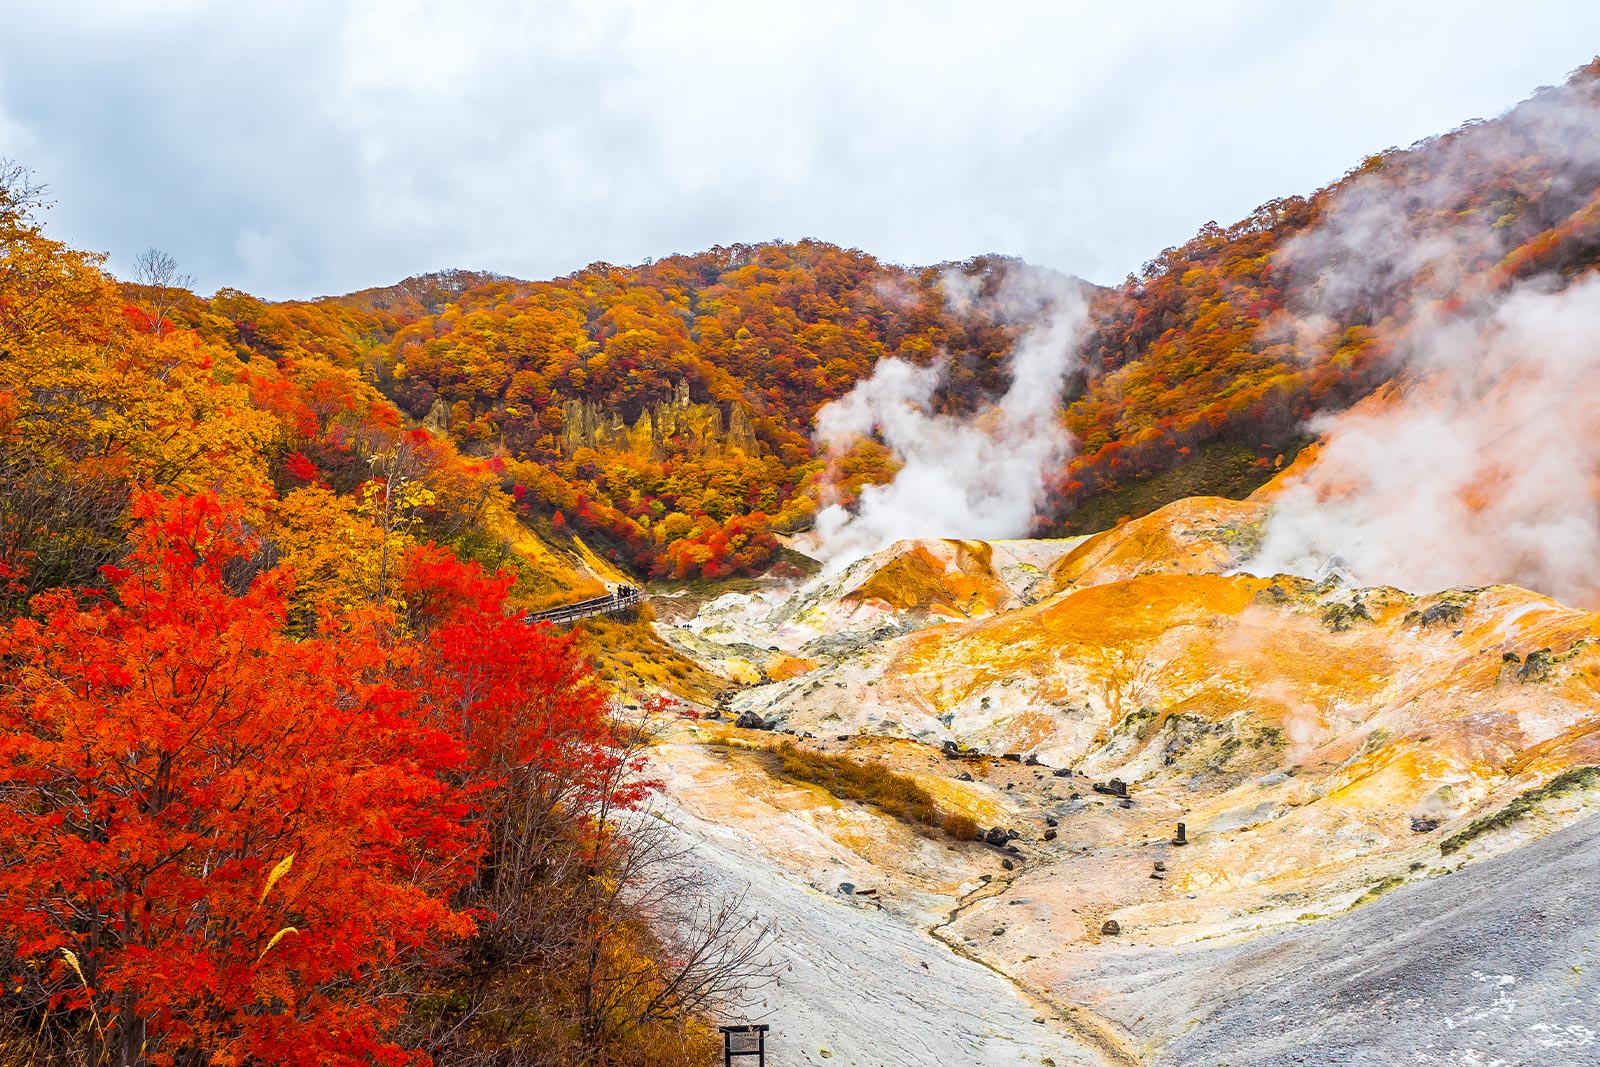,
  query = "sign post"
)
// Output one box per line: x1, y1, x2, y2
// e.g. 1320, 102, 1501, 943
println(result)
719, 1024, 769, 1066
